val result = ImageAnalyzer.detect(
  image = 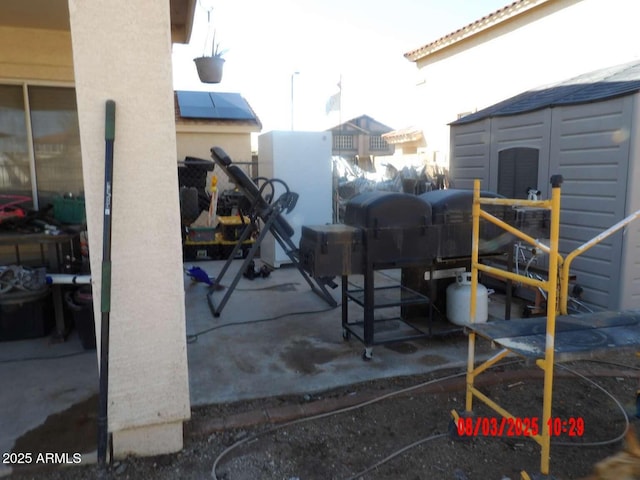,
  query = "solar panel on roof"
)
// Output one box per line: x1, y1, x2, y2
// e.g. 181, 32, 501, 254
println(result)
176, 91, 257, 121
177, 91, 215, 118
